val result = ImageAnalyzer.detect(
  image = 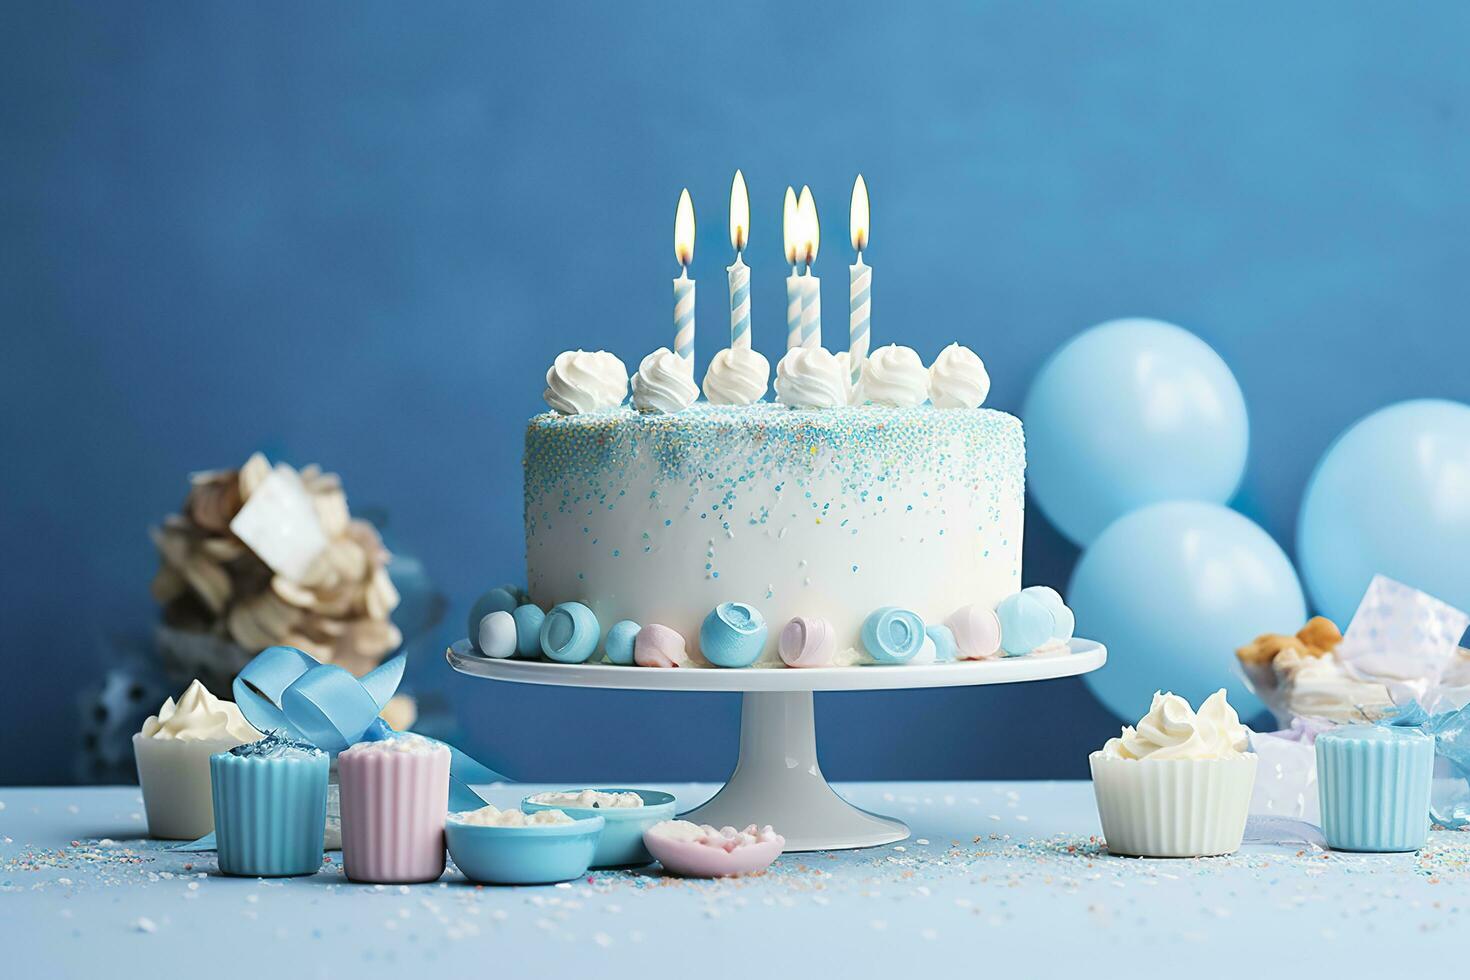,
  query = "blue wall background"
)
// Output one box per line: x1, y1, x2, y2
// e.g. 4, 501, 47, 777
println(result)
3, 2, 1468, 785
